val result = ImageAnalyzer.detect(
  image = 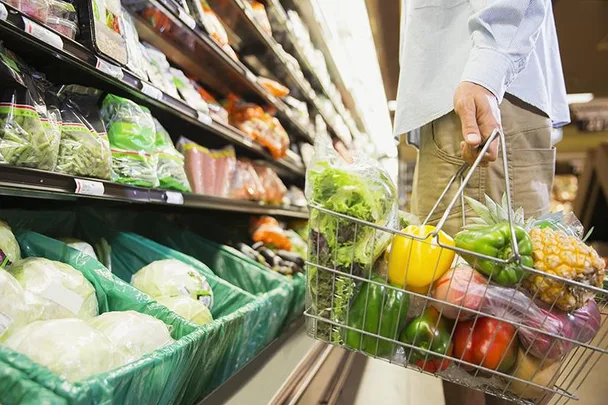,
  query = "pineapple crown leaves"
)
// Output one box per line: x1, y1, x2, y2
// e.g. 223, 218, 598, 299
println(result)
462, 193, 525, 230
